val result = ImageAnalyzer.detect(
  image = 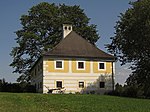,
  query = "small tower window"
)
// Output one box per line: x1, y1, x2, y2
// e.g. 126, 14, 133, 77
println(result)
64, 26, 67, 30
68, 26, 71, 30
